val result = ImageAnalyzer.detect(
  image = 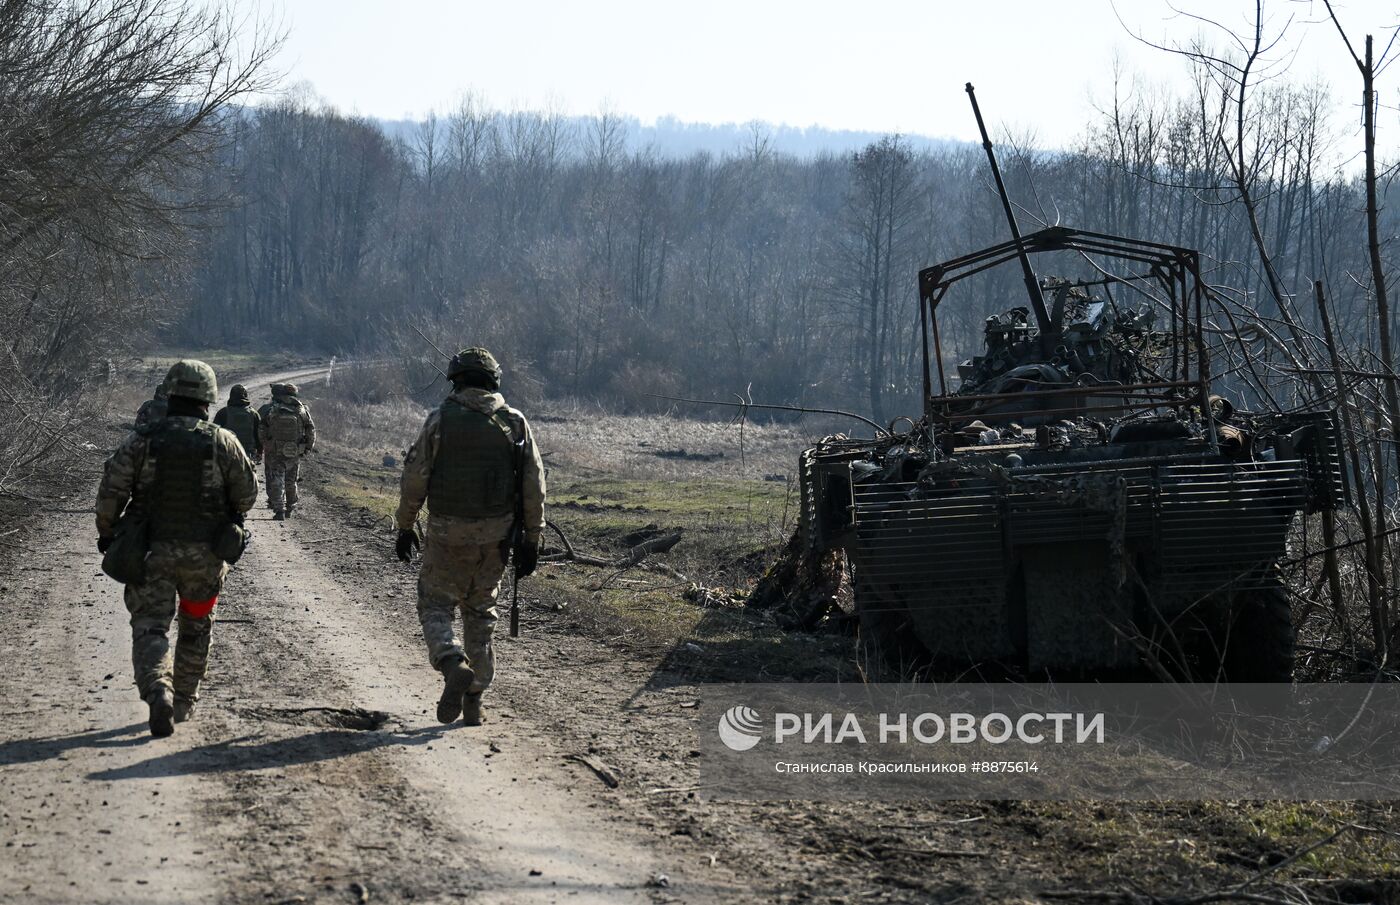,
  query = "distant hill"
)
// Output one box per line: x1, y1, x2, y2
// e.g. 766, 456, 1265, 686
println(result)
375, 113, 964, 159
